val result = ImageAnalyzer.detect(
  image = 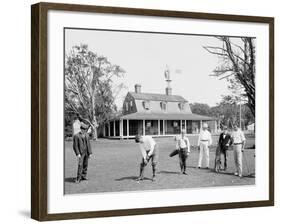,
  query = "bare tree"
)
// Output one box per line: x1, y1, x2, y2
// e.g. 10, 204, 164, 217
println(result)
65, 44, 125, 139
204, 37, 255, 116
